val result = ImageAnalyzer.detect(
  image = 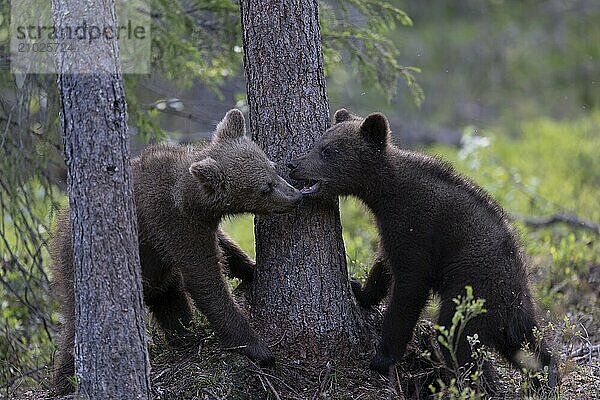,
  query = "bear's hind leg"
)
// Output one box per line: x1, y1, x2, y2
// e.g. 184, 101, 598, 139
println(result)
51, 315, 75, 395
50, 229, 76, 395
496, 310, 557, 391
147, 273, 195, 346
